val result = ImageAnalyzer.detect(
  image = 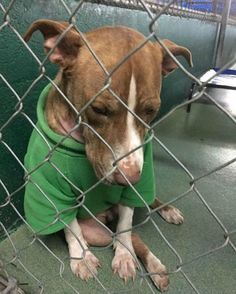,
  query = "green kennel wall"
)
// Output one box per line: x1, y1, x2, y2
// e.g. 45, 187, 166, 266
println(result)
0, 0, 233, 232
